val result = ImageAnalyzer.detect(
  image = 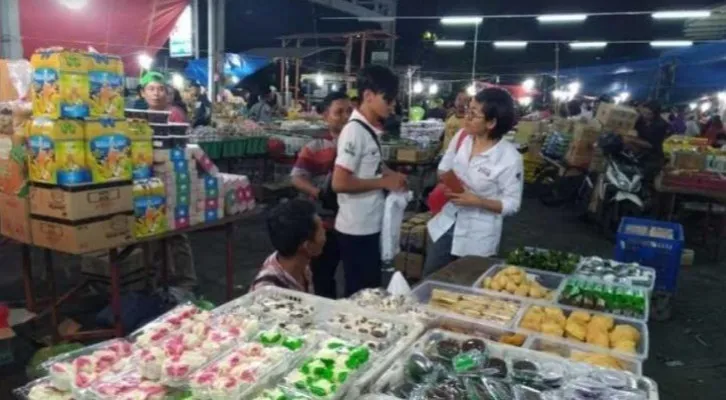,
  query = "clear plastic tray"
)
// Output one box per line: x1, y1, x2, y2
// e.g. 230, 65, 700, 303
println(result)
574, 256, 657, 293
526, 336, 642, 374
128, 302, 208, 347
514, 301, 650, 361
12, 376, 73, 400
556, 277, 651, 321
409, 280, 526, 328
506, 246, 582, 274
84, 369, 180, 400
431, 314, 530, 348
213, 286, 324, 327
472, 264, 567, 301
